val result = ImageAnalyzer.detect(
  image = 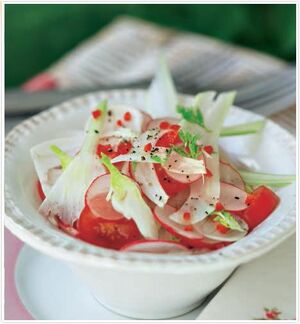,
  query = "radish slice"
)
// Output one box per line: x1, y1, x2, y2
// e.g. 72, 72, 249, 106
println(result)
154, 205, 222, 249
31, 133, 83, 196
165, 170, 201, 184
169, 179, 215, 224
220, 161, 245, 190
120, 161, 130, 176
194, 215, 248, 242
147, 117, 179, 130
120, 239, 190, 254
141, 111, 153, 131
164, 151, 206, 175
154, 205, 205, 240
167, 187, 190, 210
131, 162, 169, 208
219, 182, 248, 211
85, 174, 124, 221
